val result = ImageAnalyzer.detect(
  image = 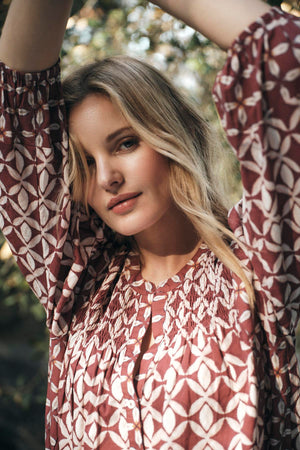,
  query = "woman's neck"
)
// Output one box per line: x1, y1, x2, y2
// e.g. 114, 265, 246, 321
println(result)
134, 210, 200, 286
